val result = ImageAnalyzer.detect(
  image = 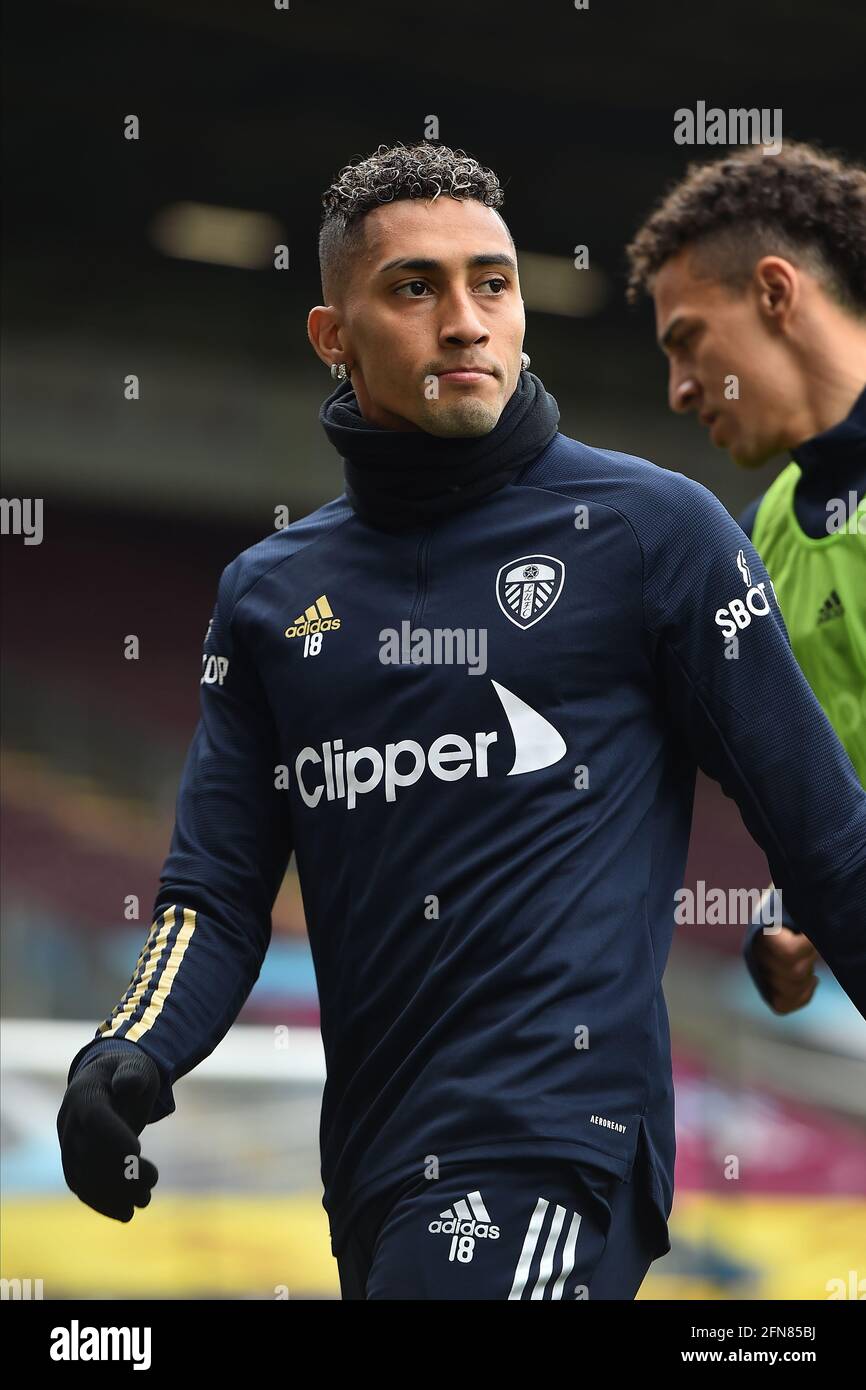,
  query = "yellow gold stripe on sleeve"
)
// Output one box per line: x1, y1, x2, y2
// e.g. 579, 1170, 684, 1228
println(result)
97, 913, 165, 1036
126, 907, 197, 1042
99, 906, 176, 1039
